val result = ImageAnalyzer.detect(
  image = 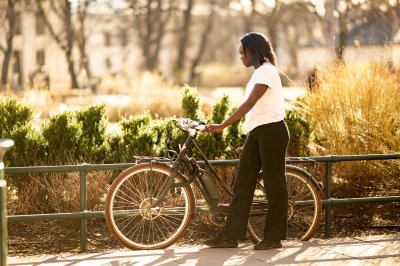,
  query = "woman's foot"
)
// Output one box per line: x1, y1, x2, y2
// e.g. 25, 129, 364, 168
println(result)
204, 232, 238, 248
254, 239, 282, 250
